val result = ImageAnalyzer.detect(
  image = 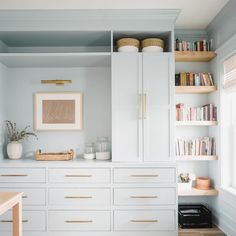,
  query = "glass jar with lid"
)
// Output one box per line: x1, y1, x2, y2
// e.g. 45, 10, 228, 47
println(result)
83, 142, 95, 160
96, 137, 110, 160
